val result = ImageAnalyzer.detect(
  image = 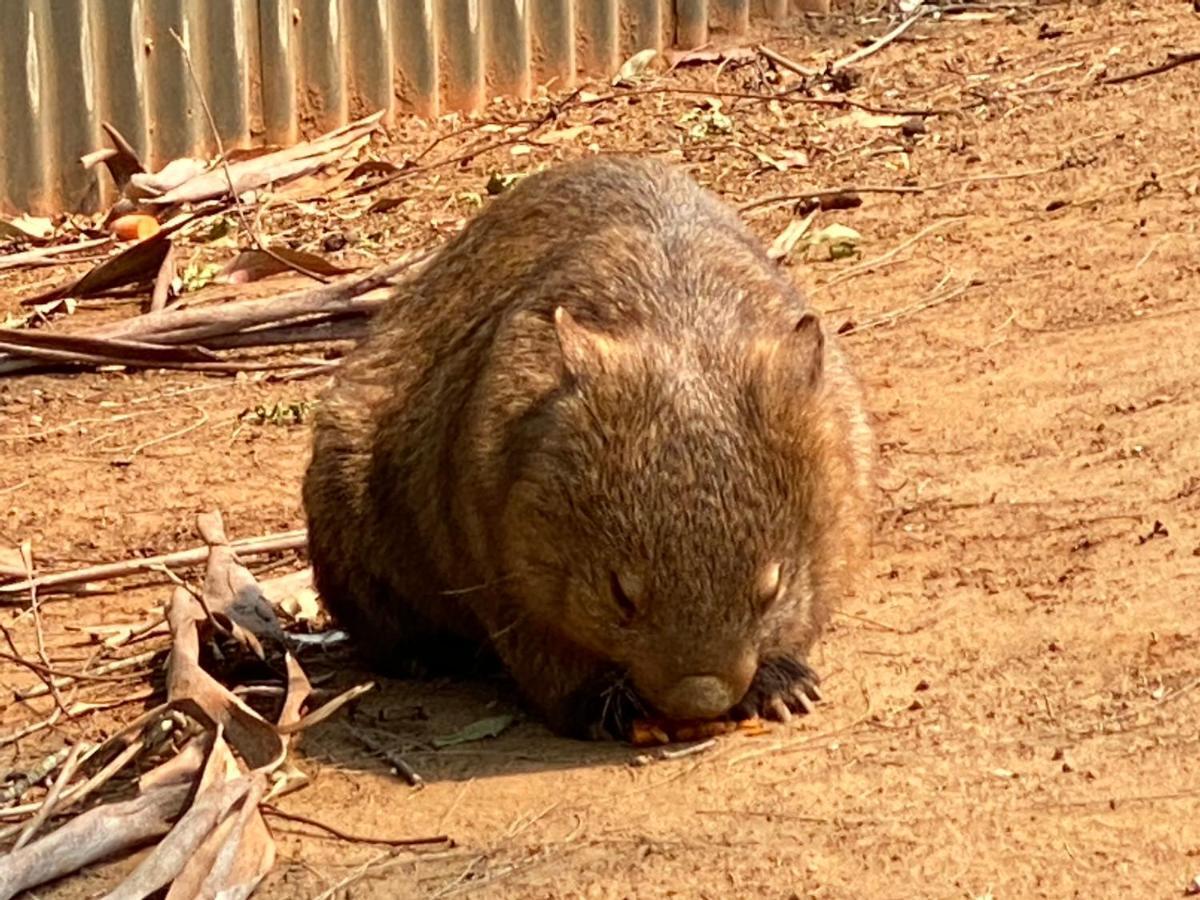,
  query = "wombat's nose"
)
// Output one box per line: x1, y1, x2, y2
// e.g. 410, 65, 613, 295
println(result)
658, 675, 743, 719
